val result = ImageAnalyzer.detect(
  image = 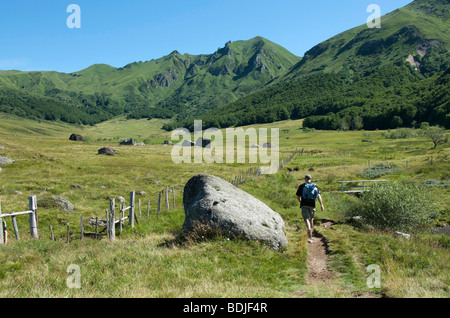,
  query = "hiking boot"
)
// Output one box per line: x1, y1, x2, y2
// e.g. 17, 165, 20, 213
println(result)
308, 238, 314, 244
